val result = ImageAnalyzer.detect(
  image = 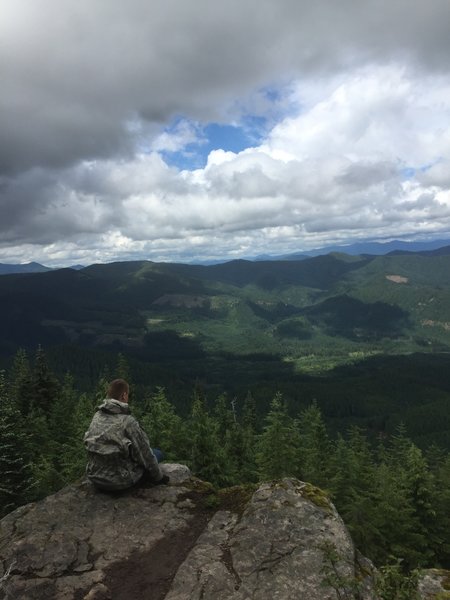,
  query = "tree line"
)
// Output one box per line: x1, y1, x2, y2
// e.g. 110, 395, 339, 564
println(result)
1, 347, 449, 572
